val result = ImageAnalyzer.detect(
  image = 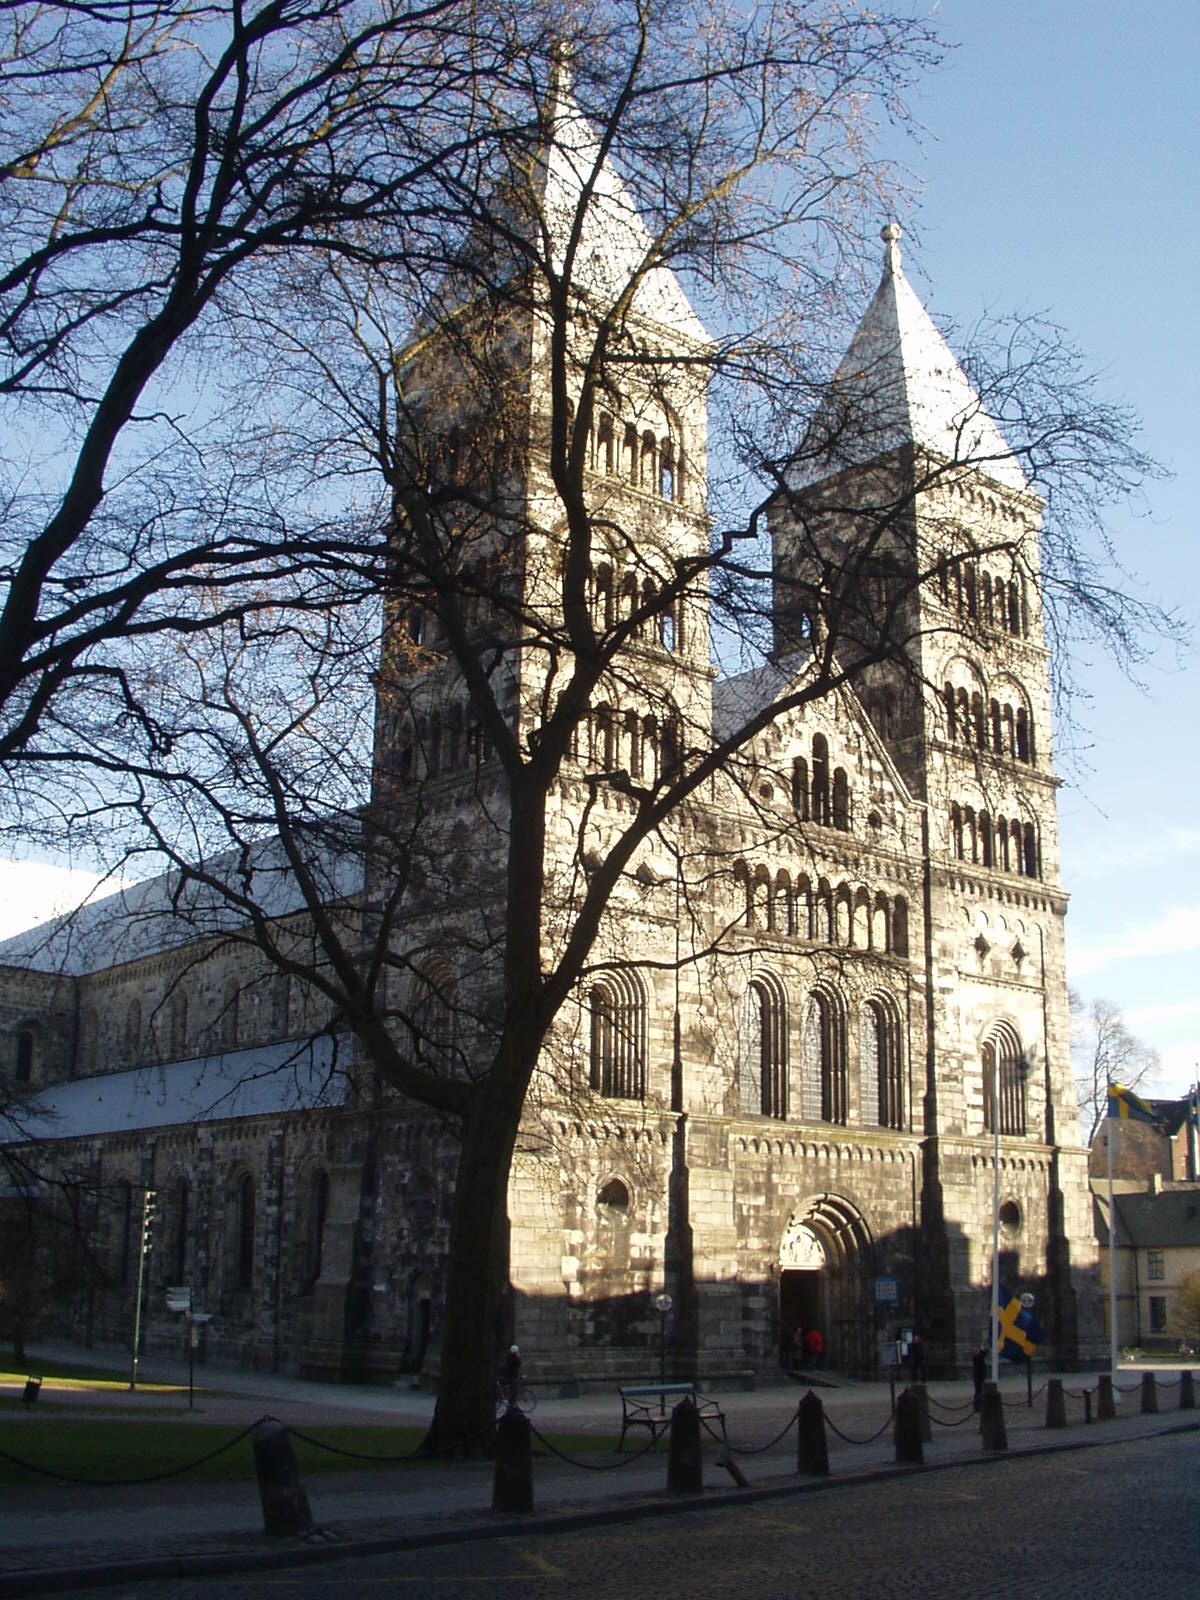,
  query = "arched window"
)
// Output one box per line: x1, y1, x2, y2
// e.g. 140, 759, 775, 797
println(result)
117, 1178, 134, 1285
802, 989, 847, 1125
661, 716, 682, 777
592, 564, 614, 630
303, 1169, 329, 1290
624, 709, 641, 778
169, 1175, 189, 1286
428, 709, 442, 776
593, 704, 614, 769
169, 992, 188, 1059
982, 1025, 1028, 1136
1023, 821, 1039, 879
861, 998, 904, 1129
739, 977, 788, 1119
1016, 706, 1031, 763
792, 757, 809, 821
659, 605, 676, 652
943, 683, 956, 741
222, 981, 239, 1050
640, 430, 657, 489
126, 1000, 142, 1066
14, 1029, 33, 1083
659, 440, 674, 502
588, 973, 646, 1101
831, 768, 850, 831
892, 897, 909, 958
597, 413, 614, 474
231, 1172, 255, 1290
271, 973, 290, 1036
811, 735, 830, 825
408, 960, 457, 1071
